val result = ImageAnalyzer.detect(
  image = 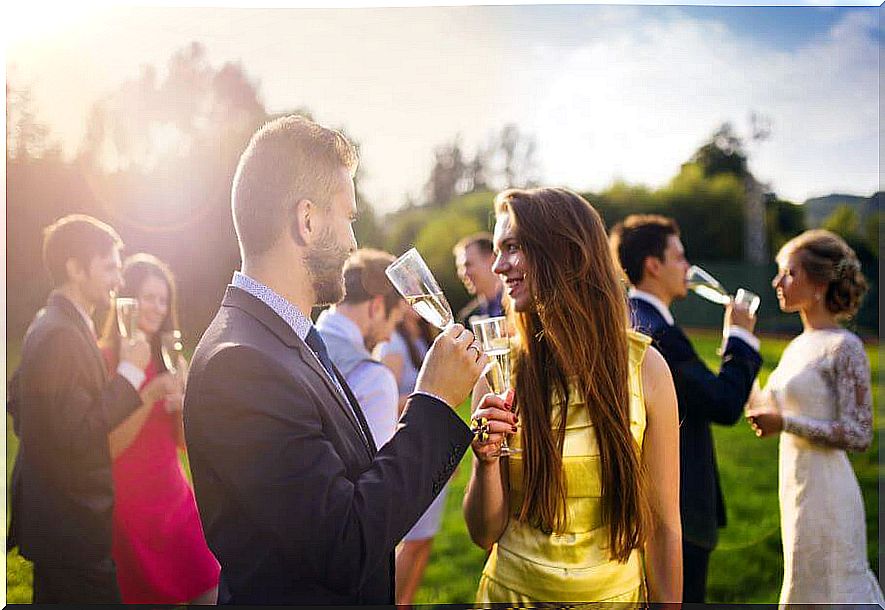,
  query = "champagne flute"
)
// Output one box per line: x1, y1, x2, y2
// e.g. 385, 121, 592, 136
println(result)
472, 316, 519, 457
685, 265, 730, 306
735, 288, 761, 316
160, 330, 184, 375
160, 330, 187, 413
686, 265, 761, 314
115, 297, 140, 339
385, 248, 454, 330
